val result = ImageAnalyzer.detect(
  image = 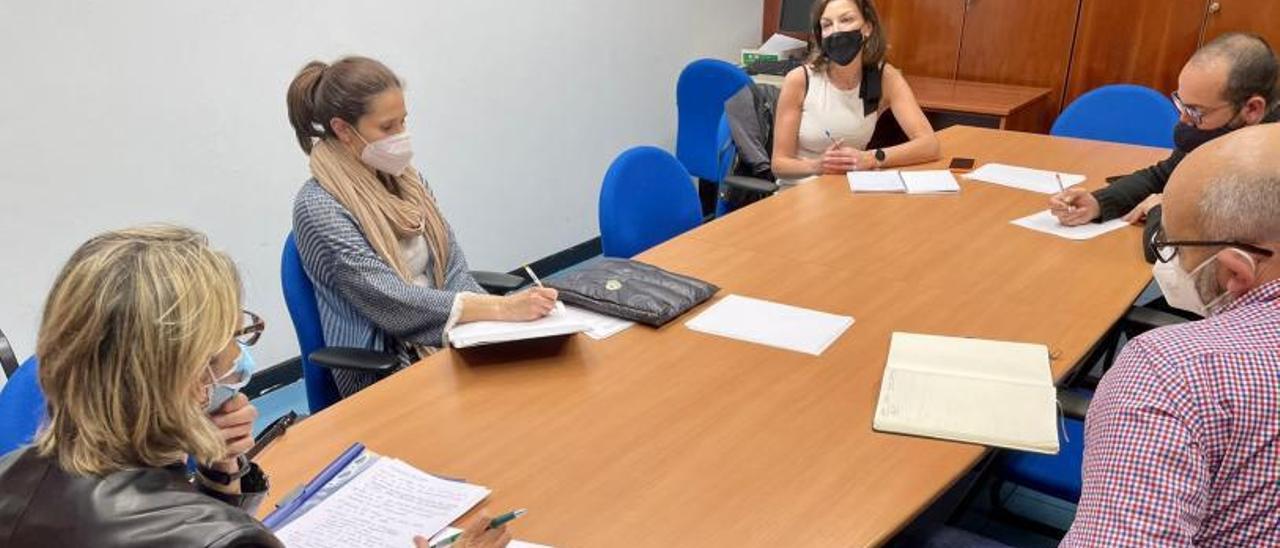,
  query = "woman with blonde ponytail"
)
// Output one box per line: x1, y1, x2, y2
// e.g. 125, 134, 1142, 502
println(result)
287, 56, 558, 397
